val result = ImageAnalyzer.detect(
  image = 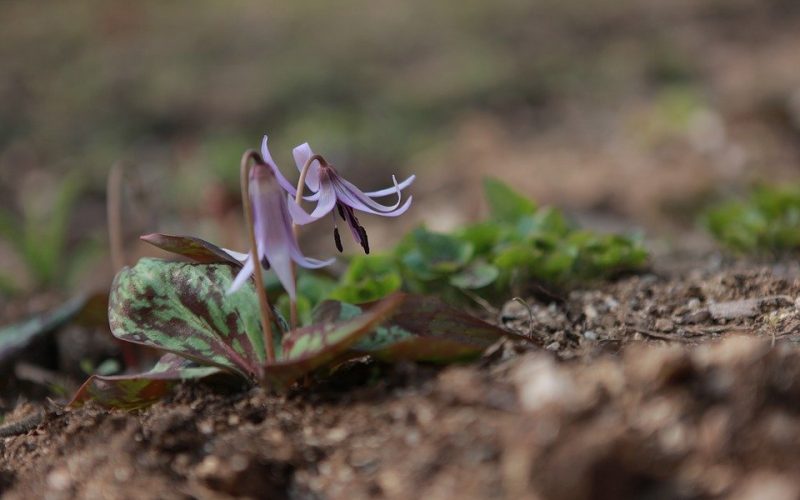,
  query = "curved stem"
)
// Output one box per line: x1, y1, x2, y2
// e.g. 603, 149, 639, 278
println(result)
106, 161, 125, 273
288, 153, 327, 329
241, 150, 276, 364
106, 160, 141, 368
295, 154, 326, 205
